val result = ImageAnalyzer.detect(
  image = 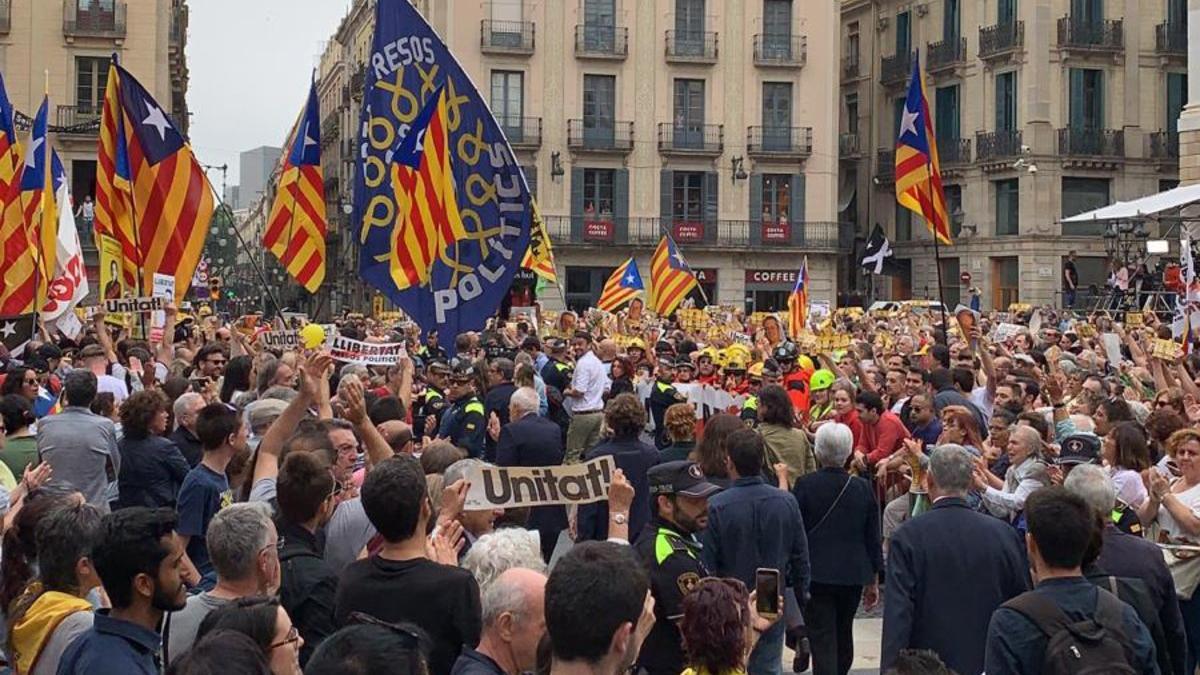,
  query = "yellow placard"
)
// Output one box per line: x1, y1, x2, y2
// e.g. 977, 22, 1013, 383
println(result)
1152, 338, 1184, 361
815, 333, 852, 352
1125, 312, 1143, 327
